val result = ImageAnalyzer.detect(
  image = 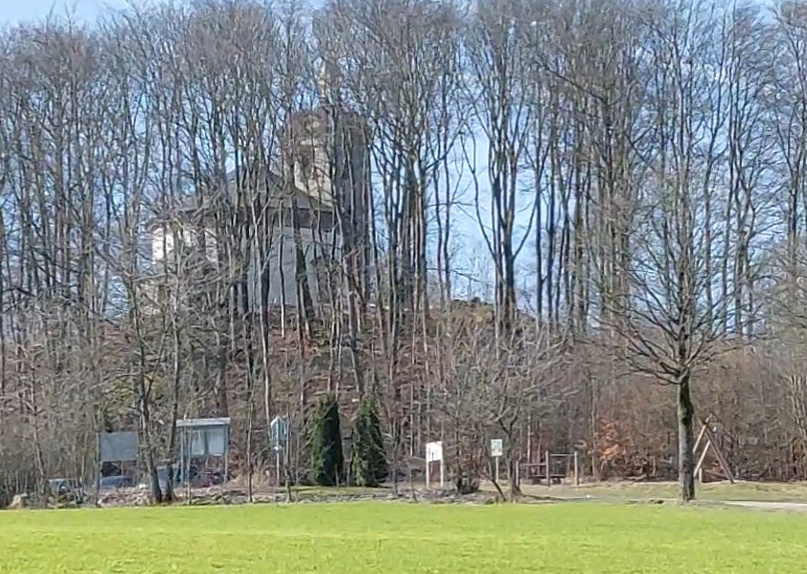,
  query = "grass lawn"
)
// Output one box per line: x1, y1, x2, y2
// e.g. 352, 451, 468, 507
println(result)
1, 502, 806, 573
